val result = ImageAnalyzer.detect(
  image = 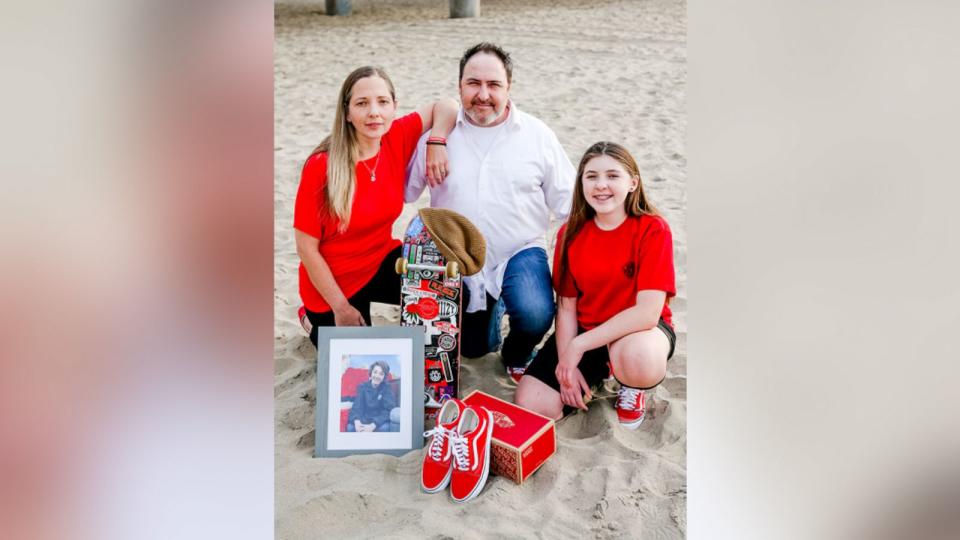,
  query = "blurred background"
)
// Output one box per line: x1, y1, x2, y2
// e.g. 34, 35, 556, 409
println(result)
0, 1, 273, 538
0, 0, 957, 539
